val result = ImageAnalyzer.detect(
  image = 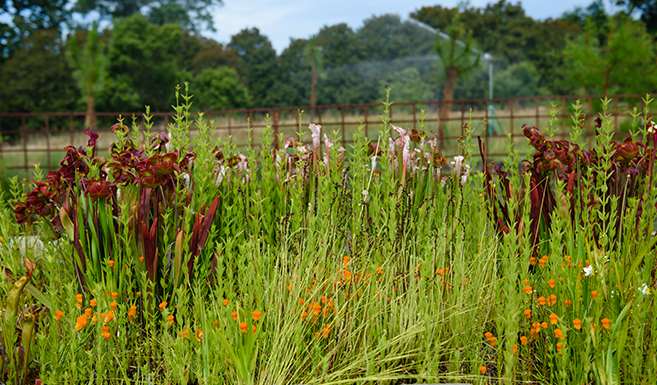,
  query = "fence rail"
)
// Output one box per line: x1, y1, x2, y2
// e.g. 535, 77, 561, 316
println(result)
0, 93, 652, 180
